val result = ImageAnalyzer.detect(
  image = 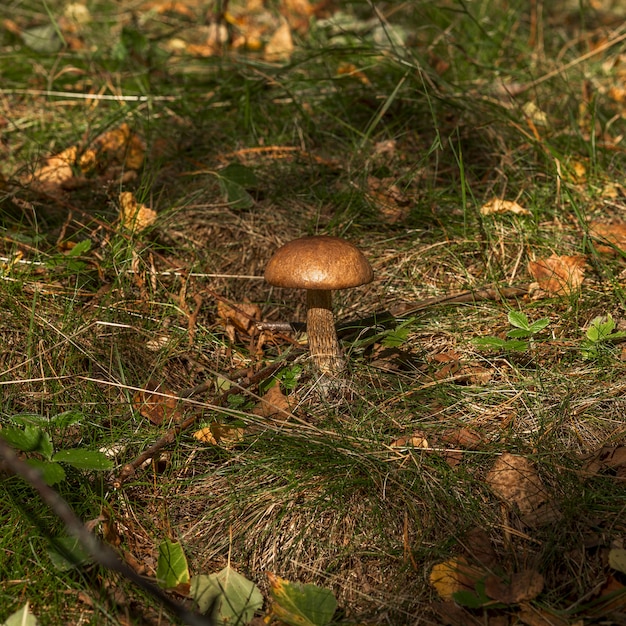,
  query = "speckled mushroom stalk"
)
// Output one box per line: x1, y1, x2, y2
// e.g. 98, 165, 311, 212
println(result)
306, 289, 345, 374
